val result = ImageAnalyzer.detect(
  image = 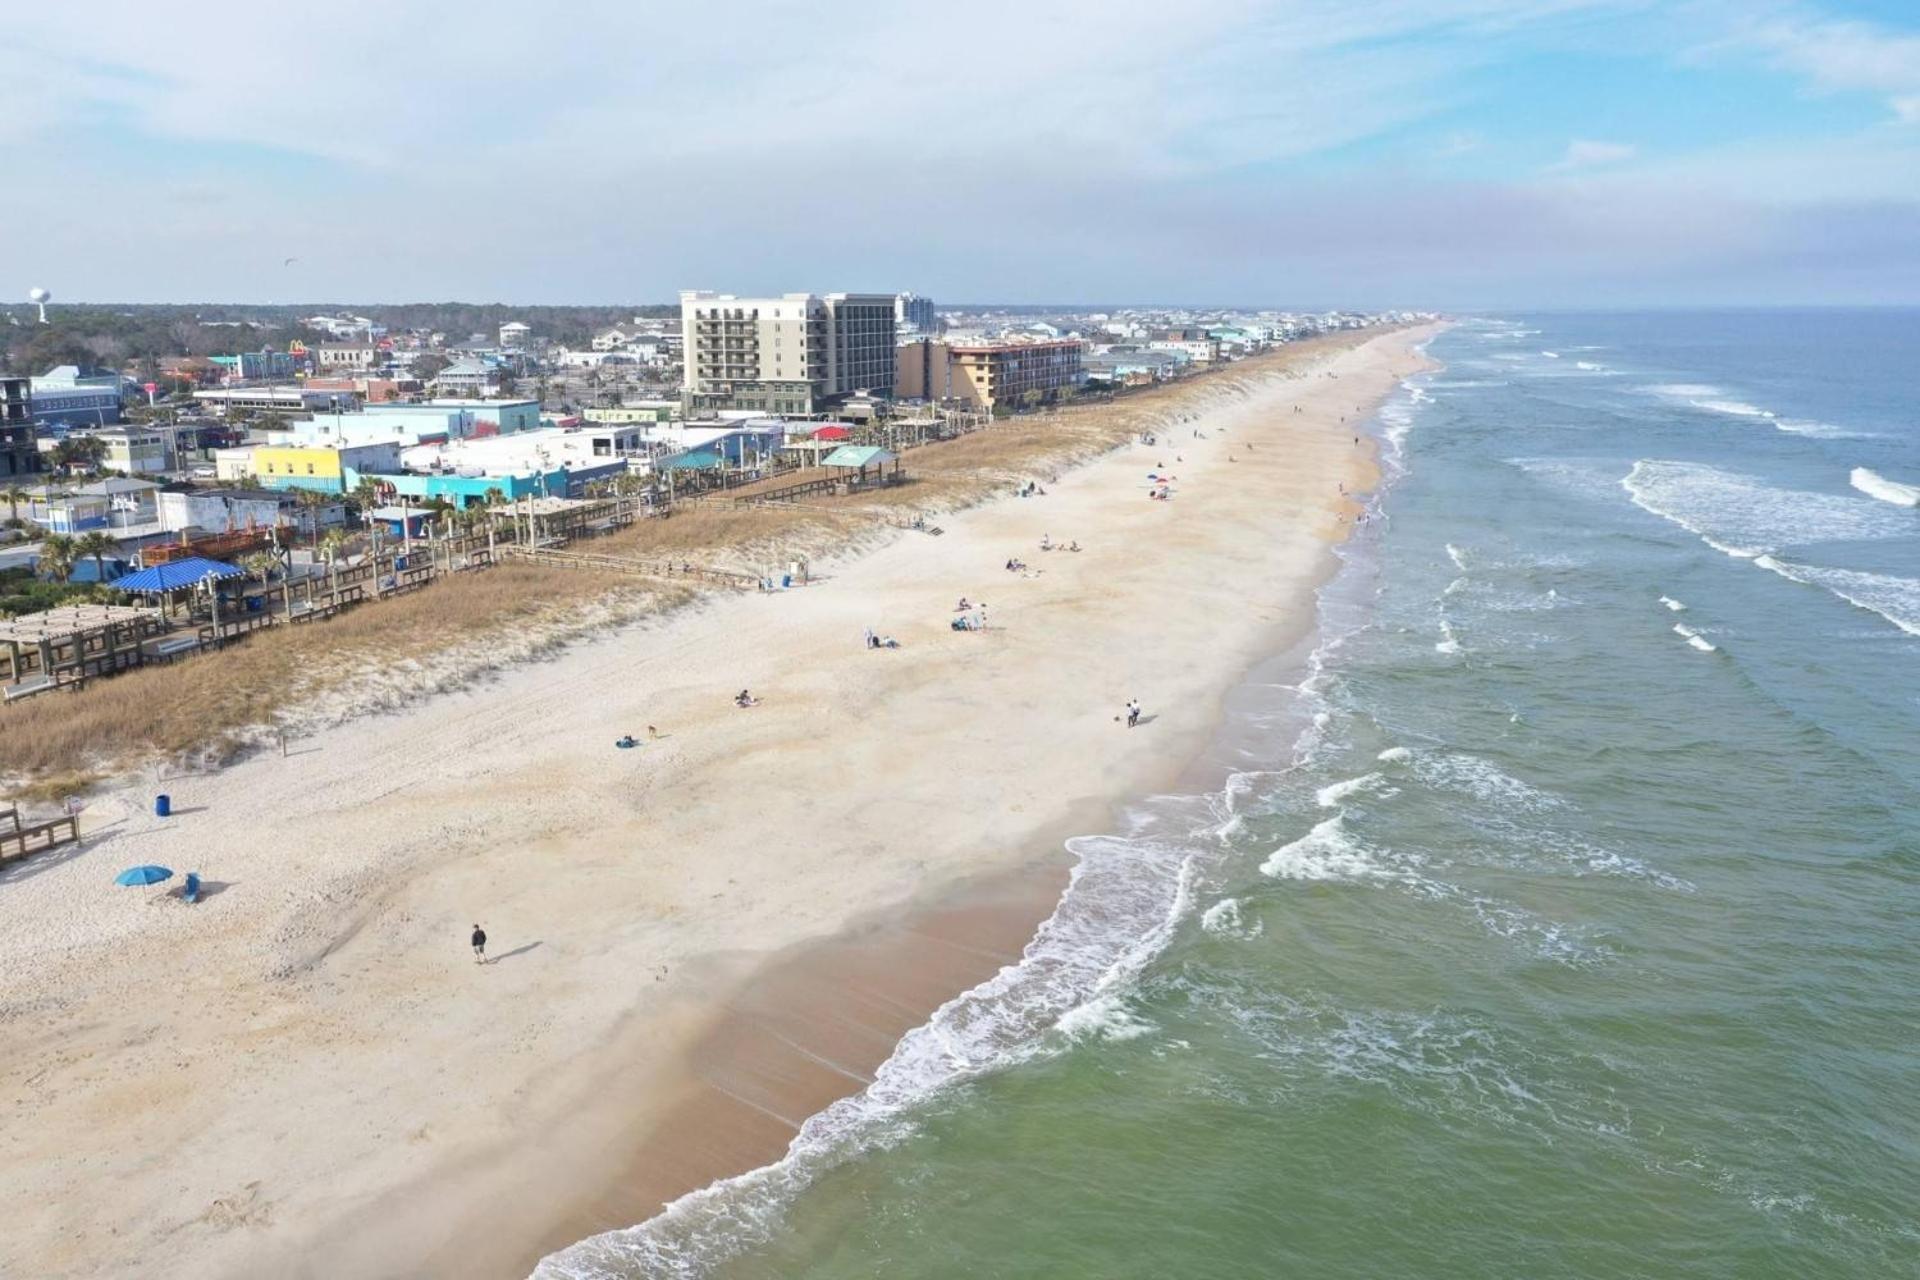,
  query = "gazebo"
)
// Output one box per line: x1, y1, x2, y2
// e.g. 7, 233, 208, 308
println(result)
820, 445, 902, 488
108, 557, 247, 626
